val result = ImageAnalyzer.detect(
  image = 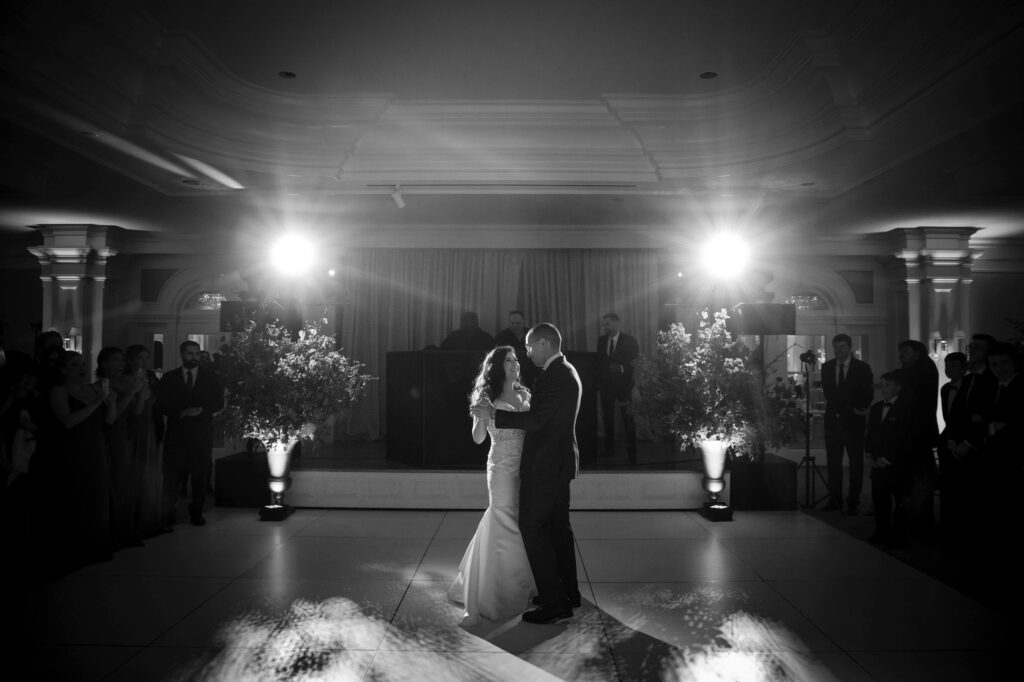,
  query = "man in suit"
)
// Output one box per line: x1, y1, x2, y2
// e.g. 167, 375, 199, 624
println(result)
898, 339, 941, 538
597, 313, 639, 462
473, 322, 582, 624
938, 352, 983, 543
439, 311, 495, 352
866, 370, 912, 547
157, 341, 224, 527
821, 333, 874, 513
